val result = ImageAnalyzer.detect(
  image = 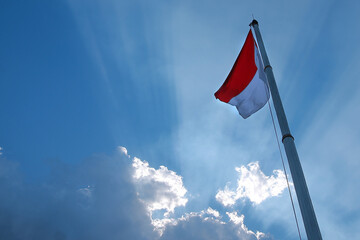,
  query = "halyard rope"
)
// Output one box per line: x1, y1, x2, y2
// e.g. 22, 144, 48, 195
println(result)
266, 98, 302, 240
